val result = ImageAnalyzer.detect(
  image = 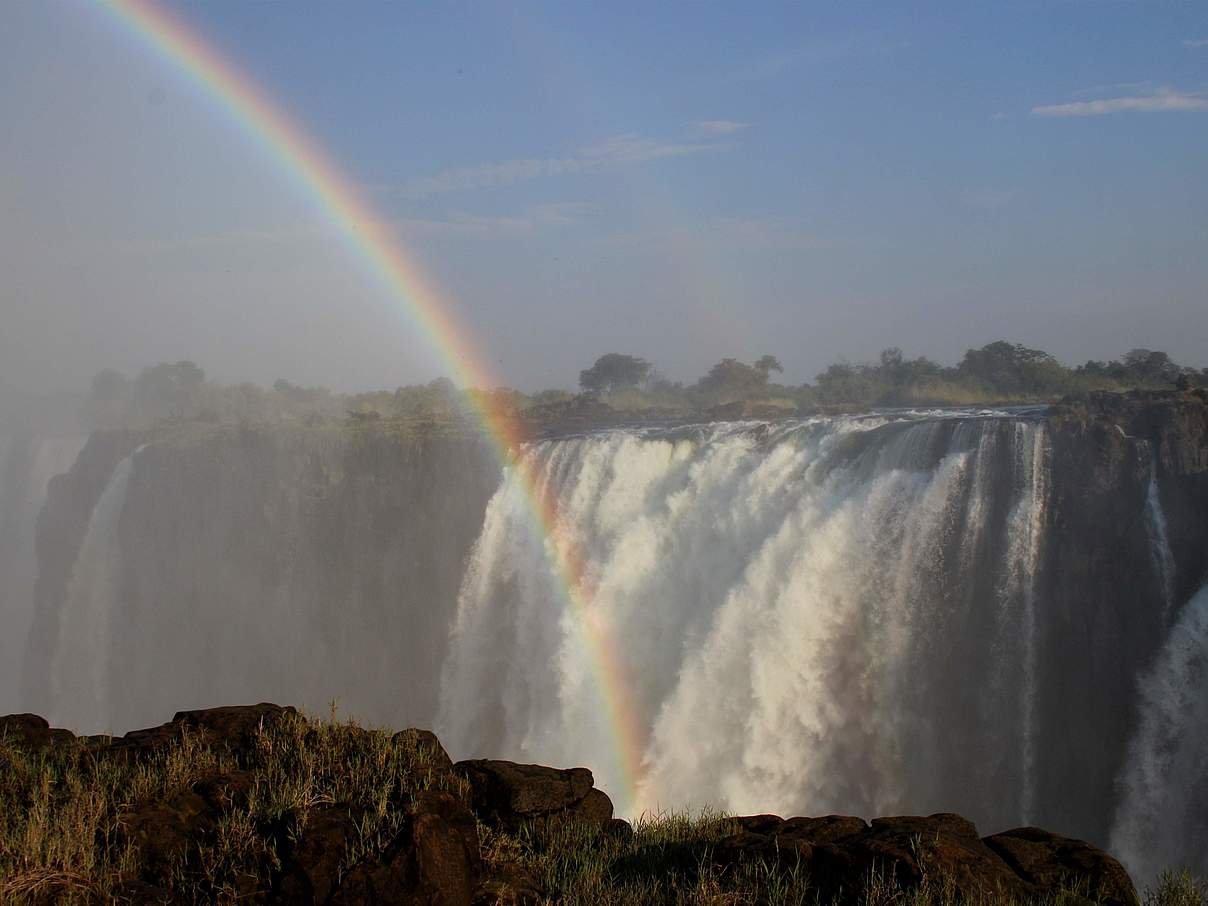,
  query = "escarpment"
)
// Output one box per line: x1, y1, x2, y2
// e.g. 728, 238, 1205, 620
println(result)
9, 391, 1208, 884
